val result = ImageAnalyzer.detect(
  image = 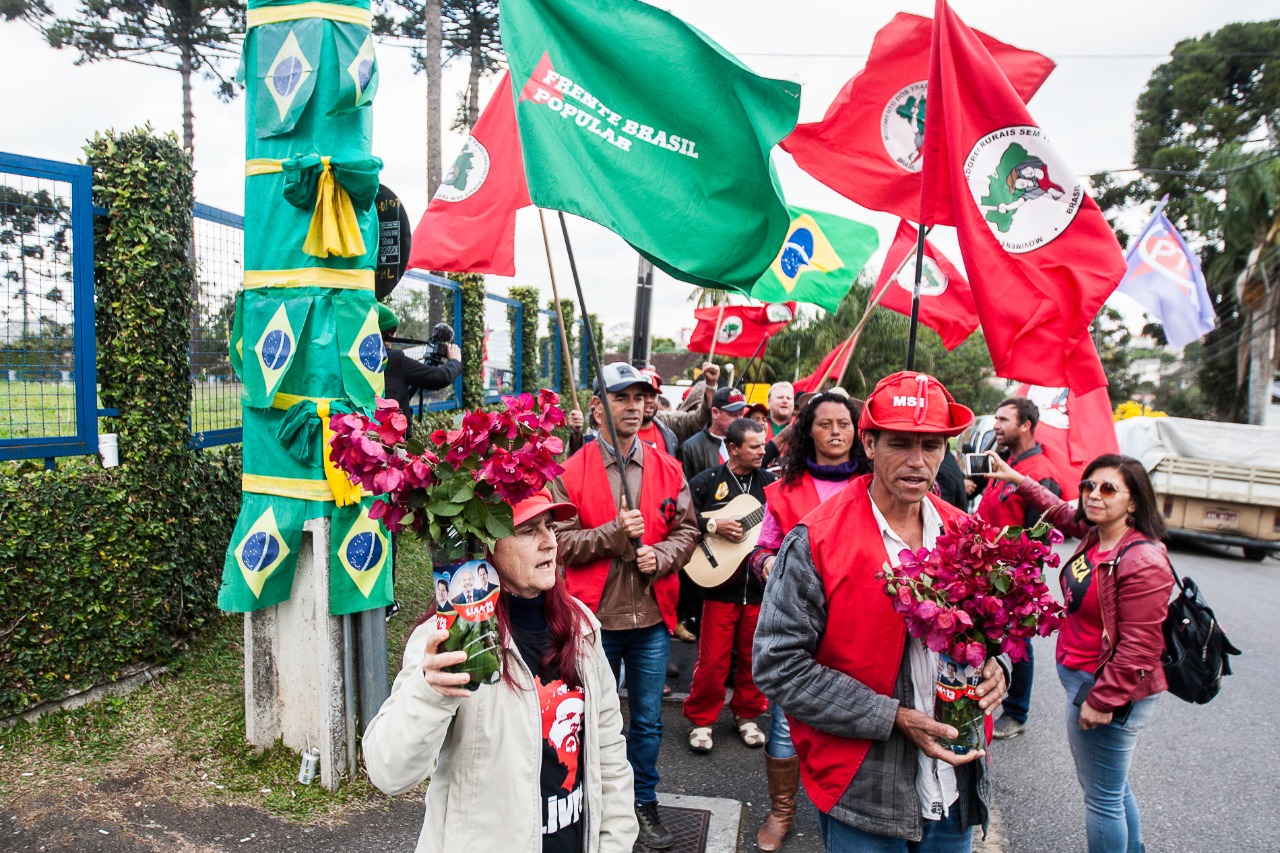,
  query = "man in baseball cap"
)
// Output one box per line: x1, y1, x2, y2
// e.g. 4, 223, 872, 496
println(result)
550, 360, 700, 848
754, 371, 1009, 852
